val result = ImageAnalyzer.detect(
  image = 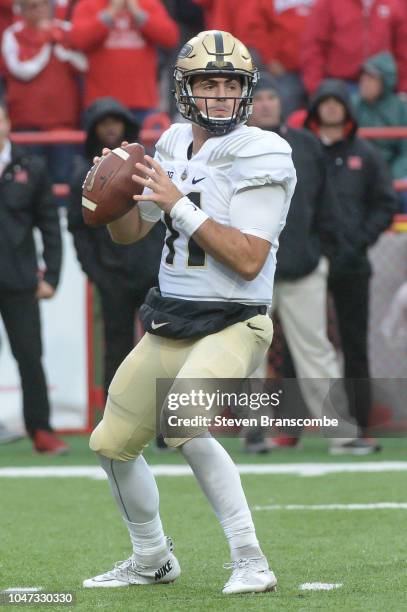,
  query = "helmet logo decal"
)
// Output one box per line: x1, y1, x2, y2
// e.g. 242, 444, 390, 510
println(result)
178, 43, 193, 59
